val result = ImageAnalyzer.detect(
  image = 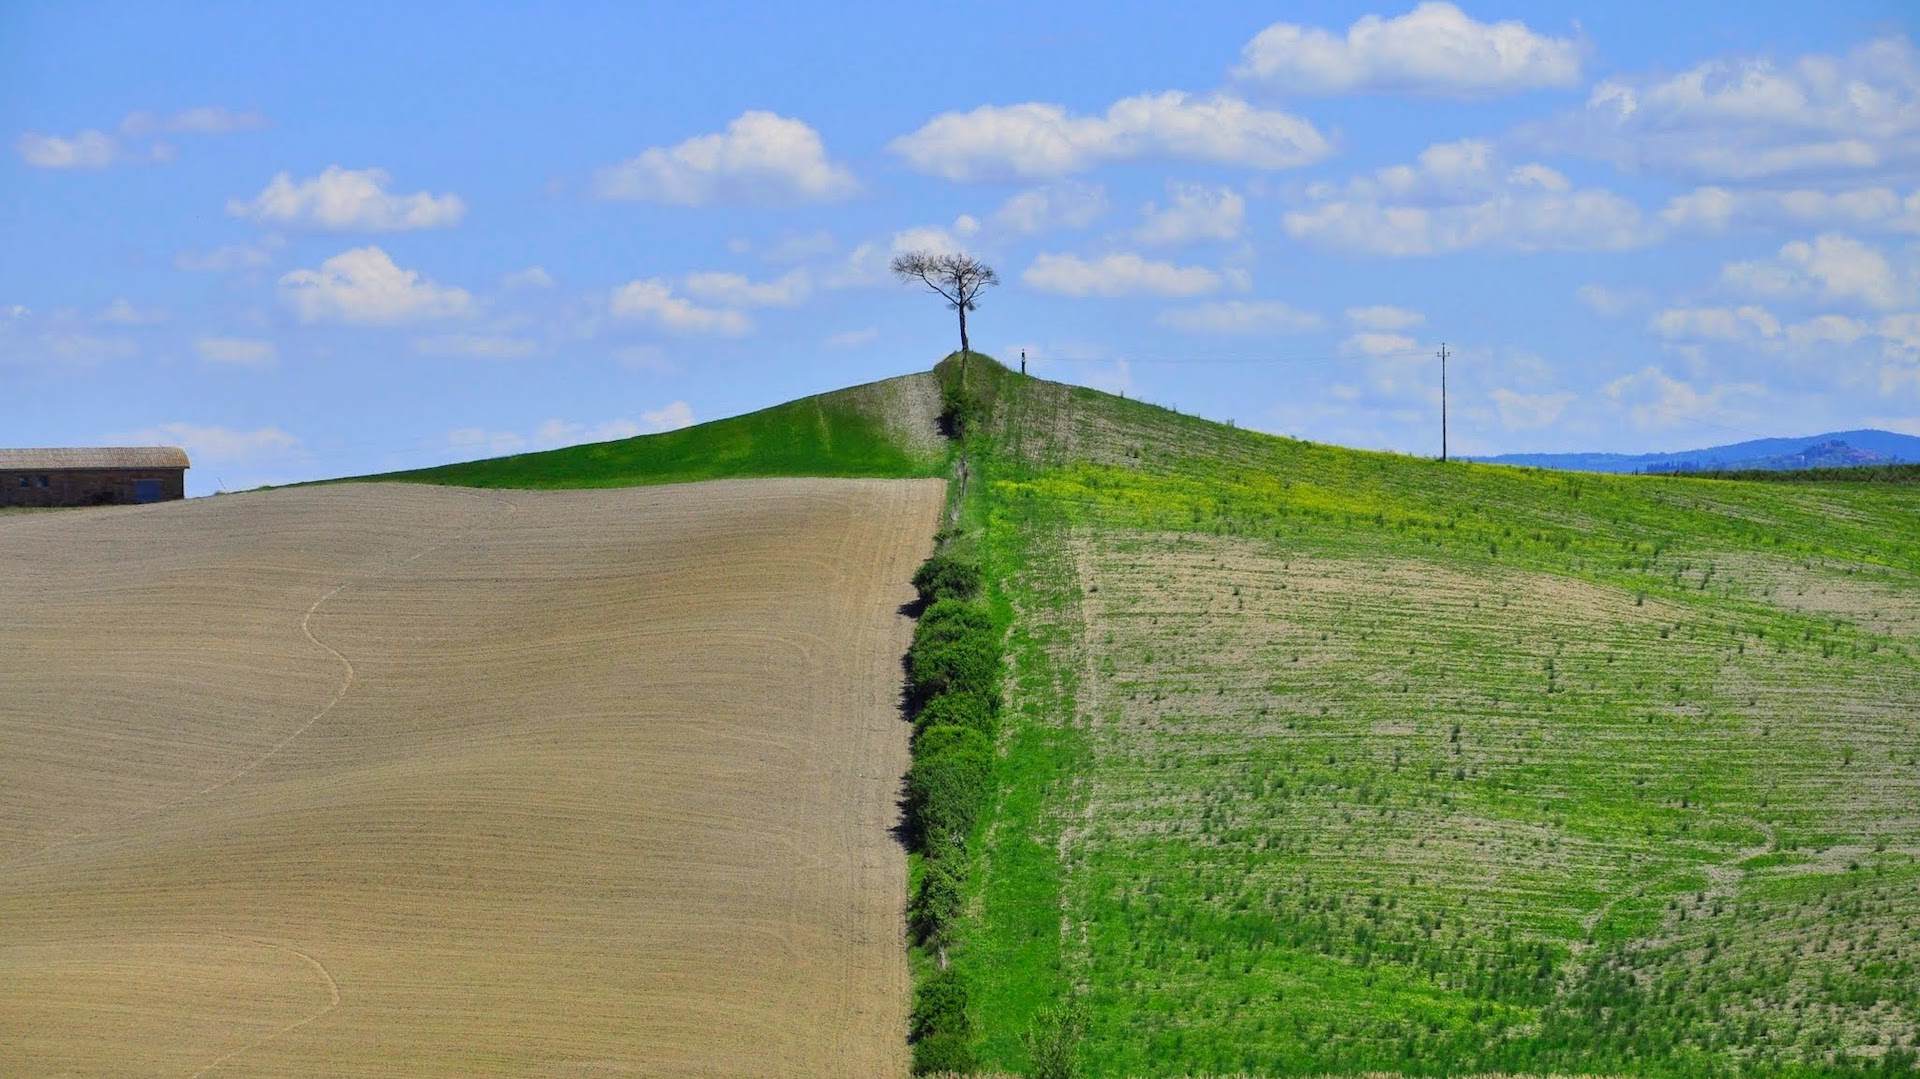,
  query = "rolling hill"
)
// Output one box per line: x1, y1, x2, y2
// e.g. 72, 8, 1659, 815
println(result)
8, 353, 1917, 1078
1472, 429, 1920, 474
